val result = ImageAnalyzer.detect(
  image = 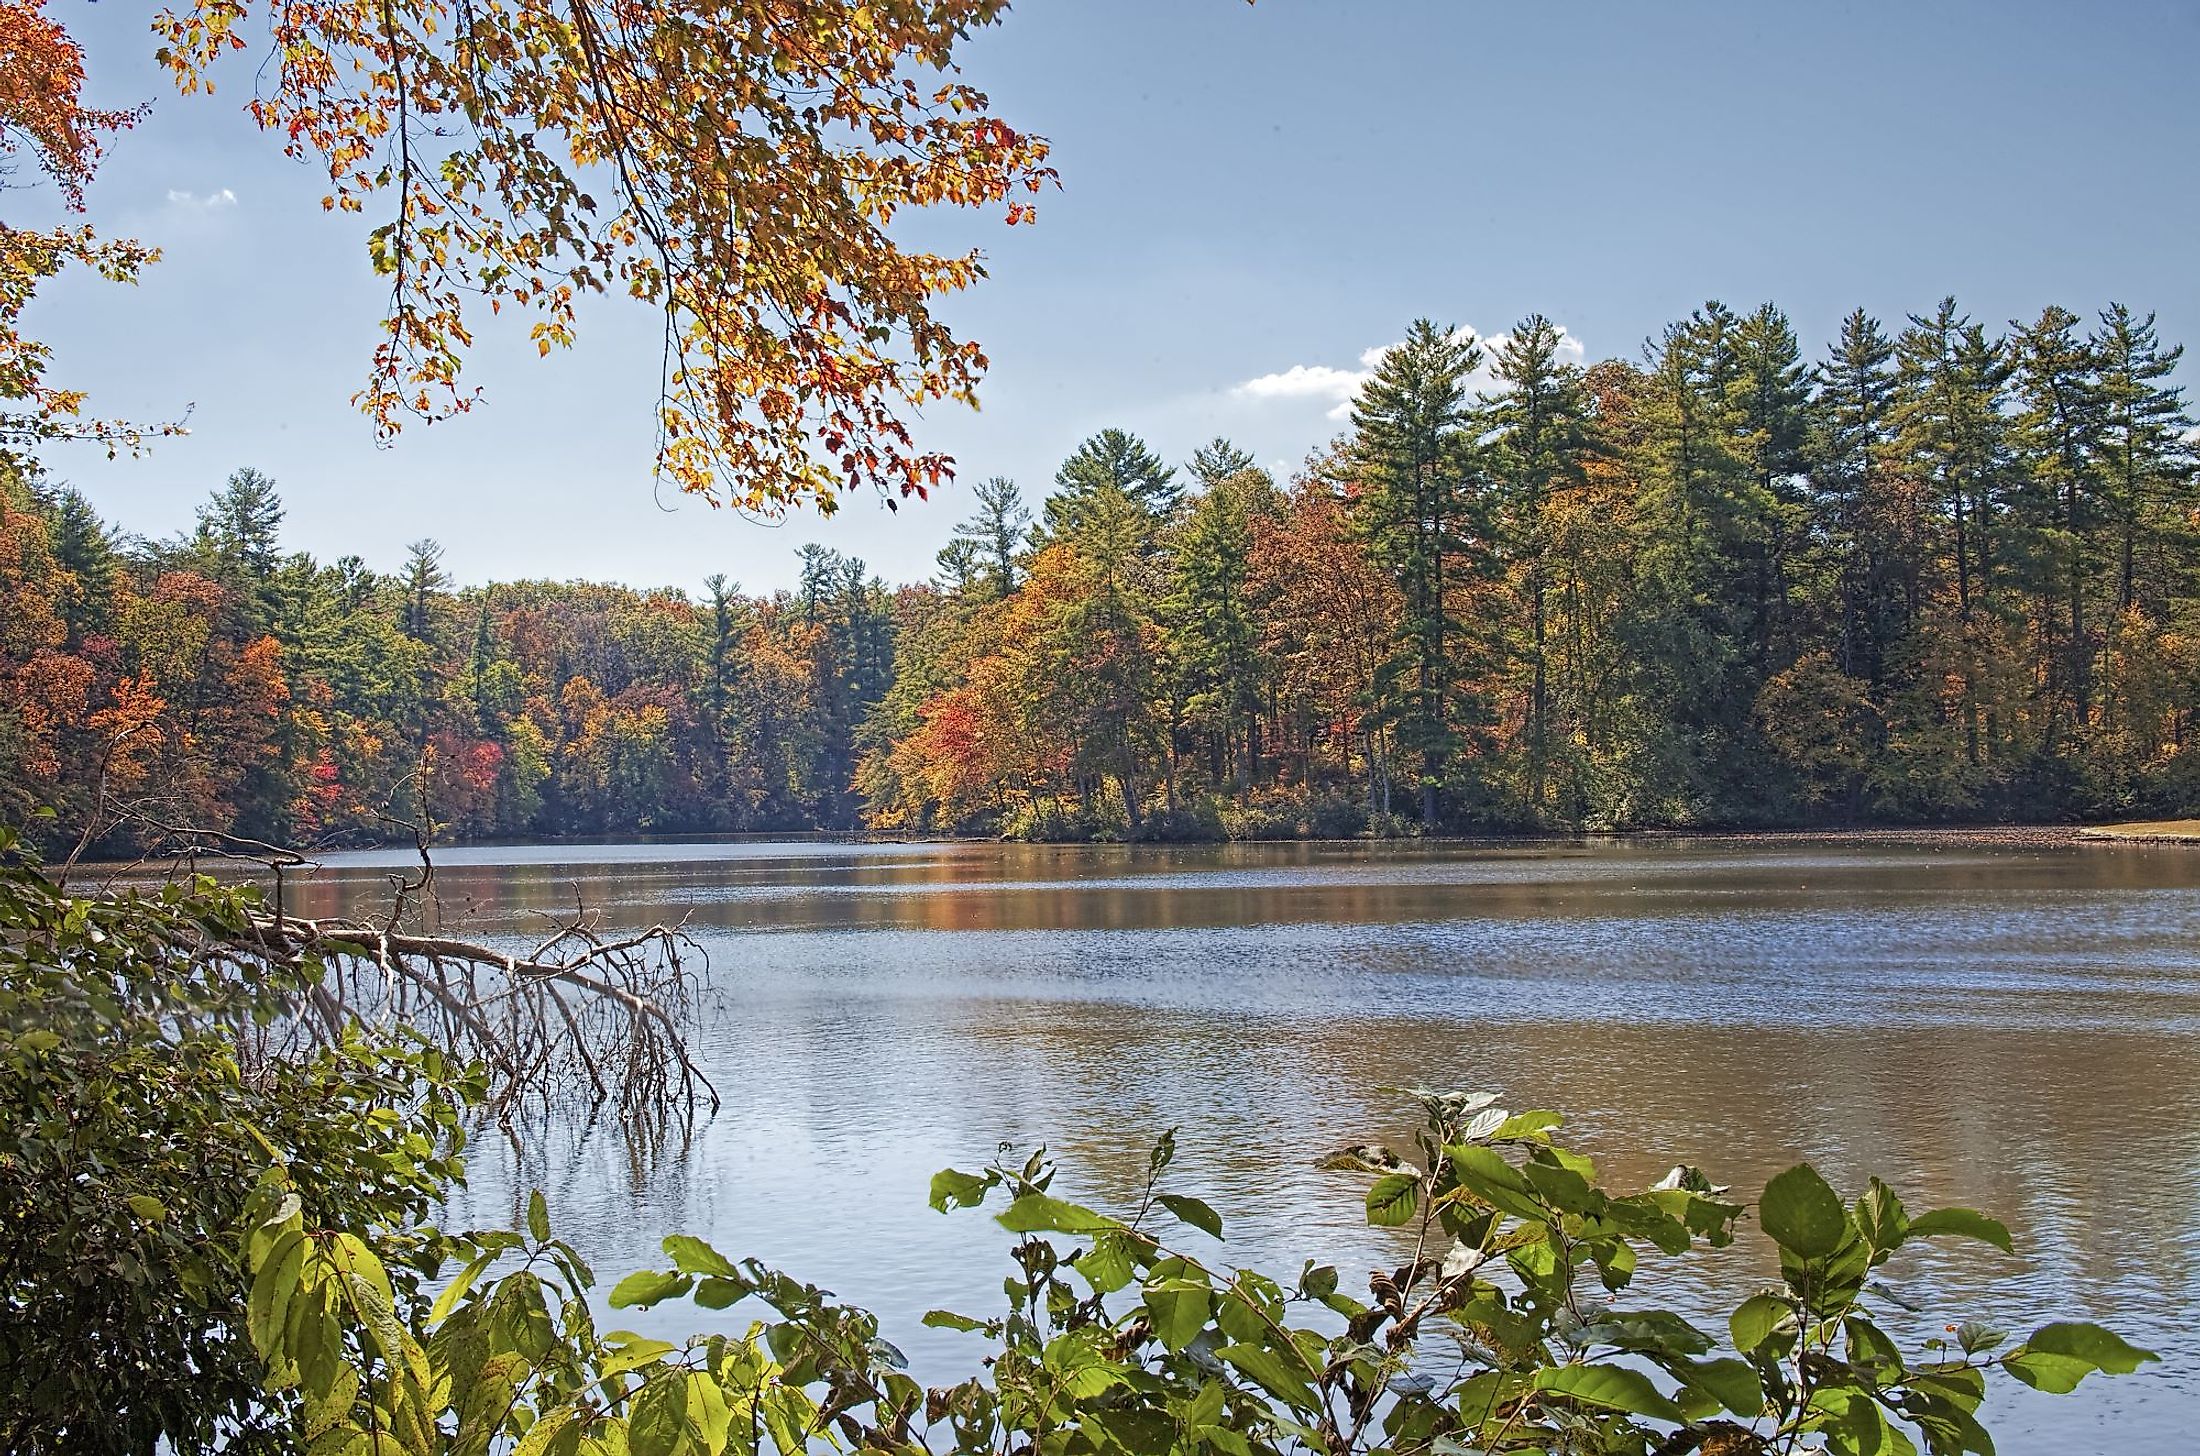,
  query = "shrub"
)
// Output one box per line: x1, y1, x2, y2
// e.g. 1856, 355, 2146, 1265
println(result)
243, 1089, 2152, 1456
0, 830, 473, 1454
